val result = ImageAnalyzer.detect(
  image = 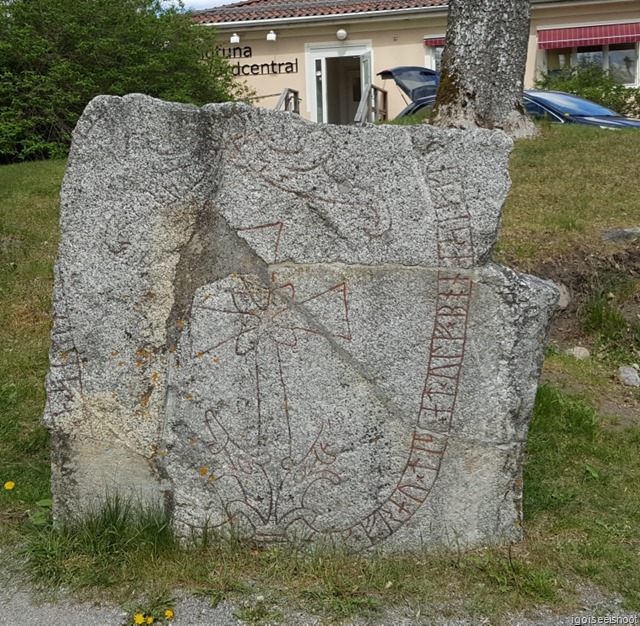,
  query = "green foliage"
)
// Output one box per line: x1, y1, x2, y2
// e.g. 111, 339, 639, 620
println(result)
0, 0, 246, 163
24, 494, 178, 588
582, 271, 640, 362
535, 64, 640, 117
524, 385, 640, 611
